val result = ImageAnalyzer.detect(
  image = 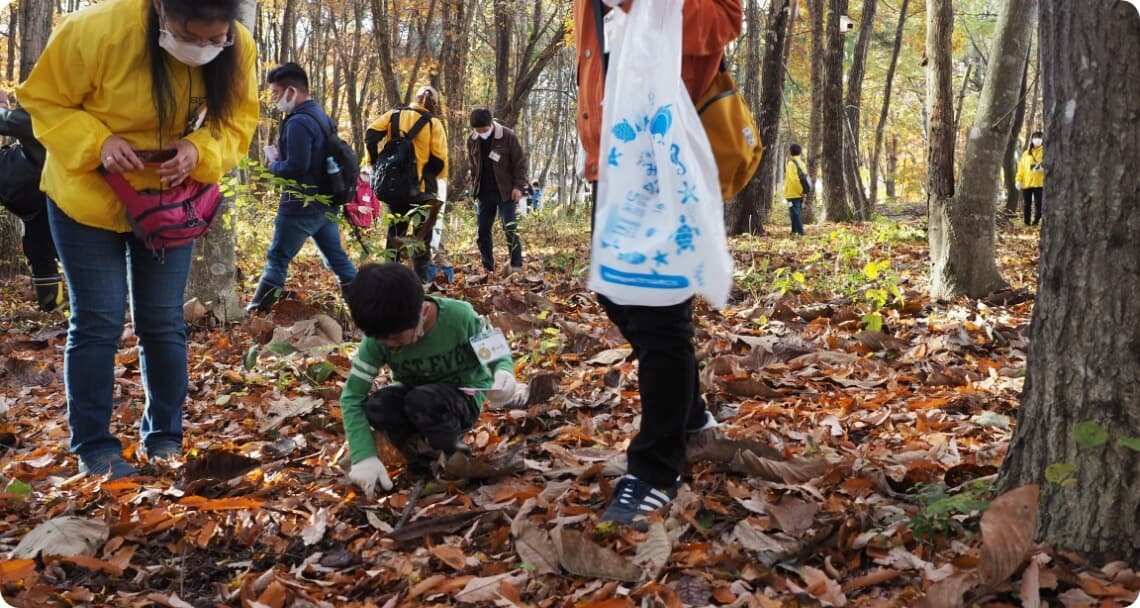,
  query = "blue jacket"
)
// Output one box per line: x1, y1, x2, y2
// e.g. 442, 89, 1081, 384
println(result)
271, 99, 333, 215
